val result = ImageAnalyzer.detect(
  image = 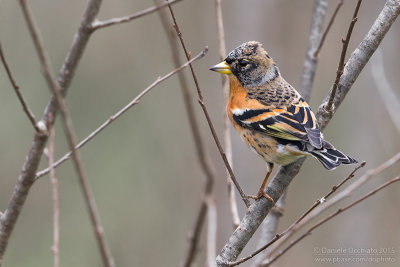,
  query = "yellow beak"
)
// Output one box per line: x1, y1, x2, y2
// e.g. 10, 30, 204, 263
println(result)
209, 61, 232, 74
